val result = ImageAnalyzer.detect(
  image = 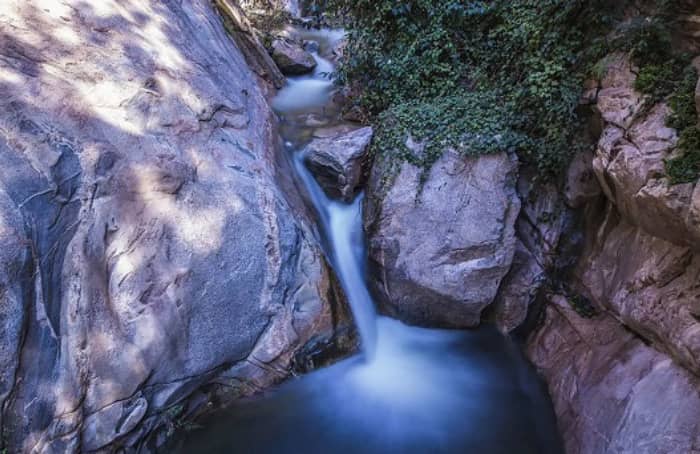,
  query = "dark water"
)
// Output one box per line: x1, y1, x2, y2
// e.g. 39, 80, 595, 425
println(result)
171, 27, 563, 454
